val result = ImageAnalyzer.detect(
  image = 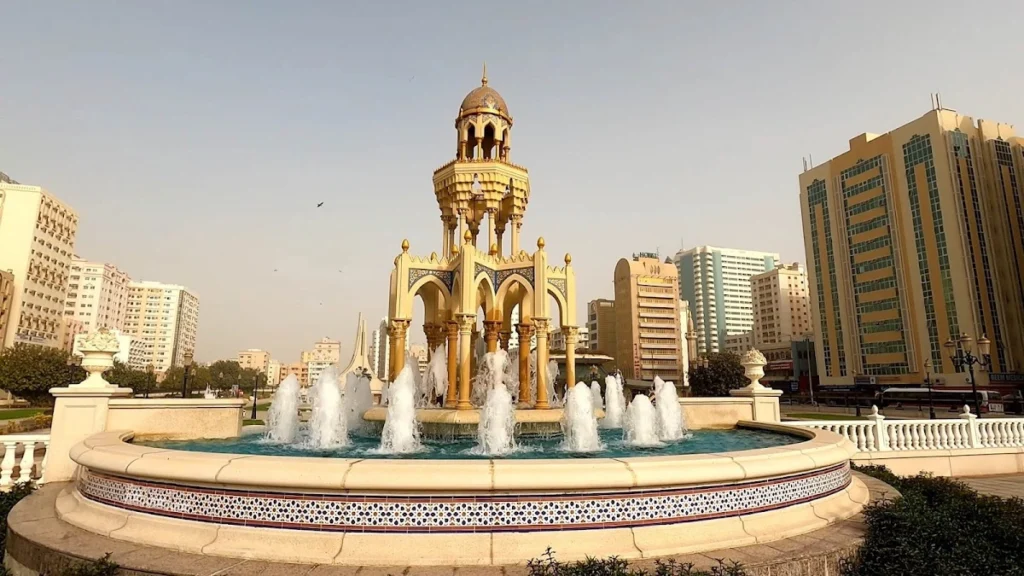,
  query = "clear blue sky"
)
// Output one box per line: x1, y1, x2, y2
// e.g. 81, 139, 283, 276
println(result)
3, 1, 1022, 363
